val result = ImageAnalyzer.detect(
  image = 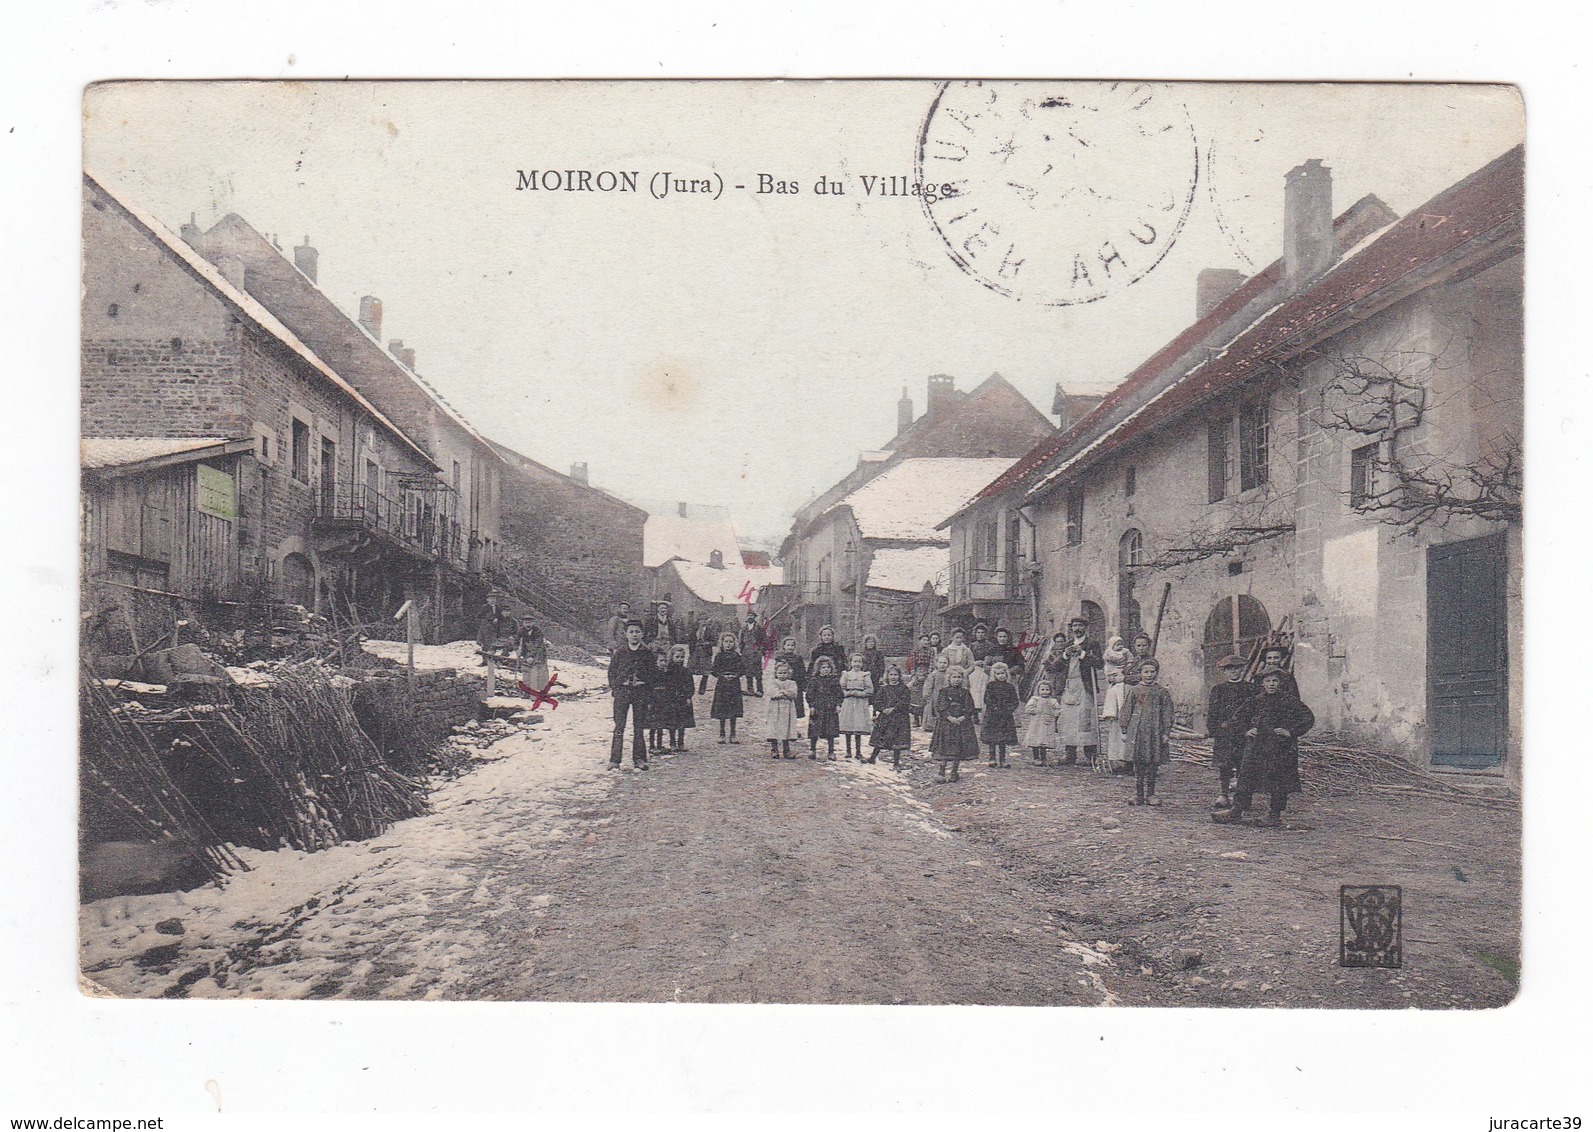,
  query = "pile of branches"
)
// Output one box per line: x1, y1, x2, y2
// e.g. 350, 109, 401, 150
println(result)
79, 666, 243, 881
82, 666, 431, 858
1170, 728, 1516, 811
